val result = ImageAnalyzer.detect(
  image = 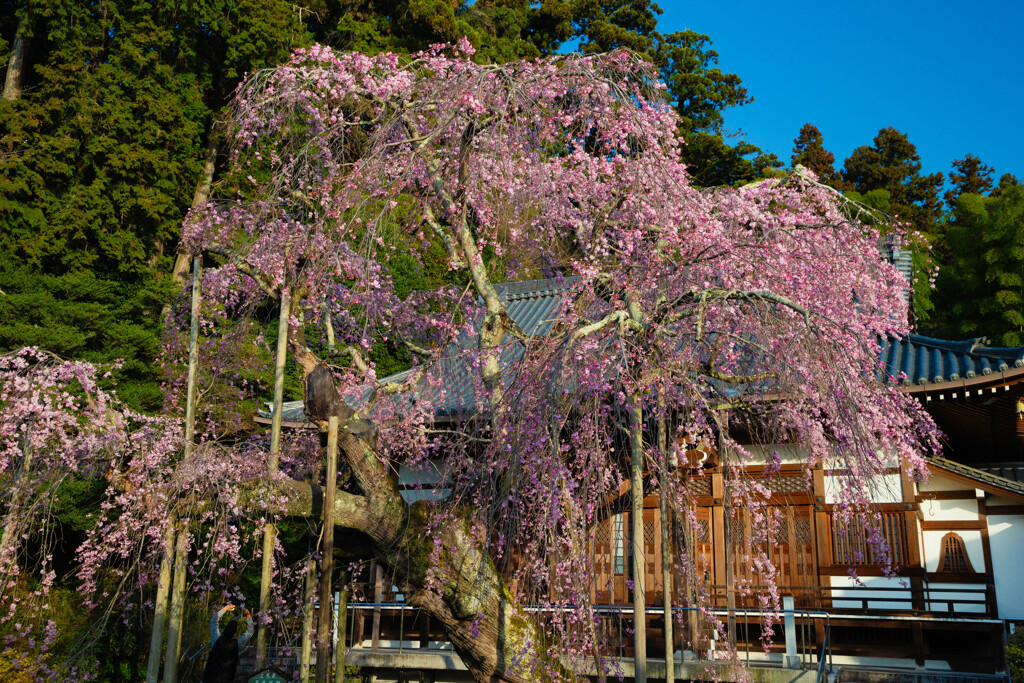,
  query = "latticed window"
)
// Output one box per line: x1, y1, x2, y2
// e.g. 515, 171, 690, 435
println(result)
612, 513, 626, 575
831, 512, 908, 565
937, 532, 975, 573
